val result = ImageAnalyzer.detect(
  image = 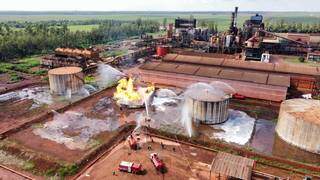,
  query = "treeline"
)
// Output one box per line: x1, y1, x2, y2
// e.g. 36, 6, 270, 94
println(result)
265, 20, 320, 33
3, 19, 122, 29
0, 19, 159, 60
